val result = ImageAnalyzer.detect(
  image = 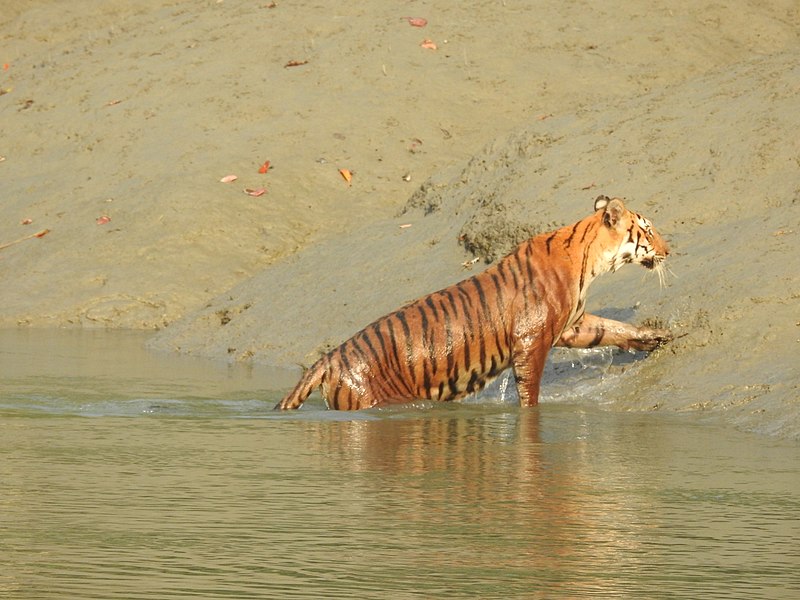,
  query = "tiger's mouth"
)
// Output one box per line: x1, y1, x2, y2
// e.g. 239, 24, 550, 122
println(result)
641, 257, 656, 270
640, 254, 666, 270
